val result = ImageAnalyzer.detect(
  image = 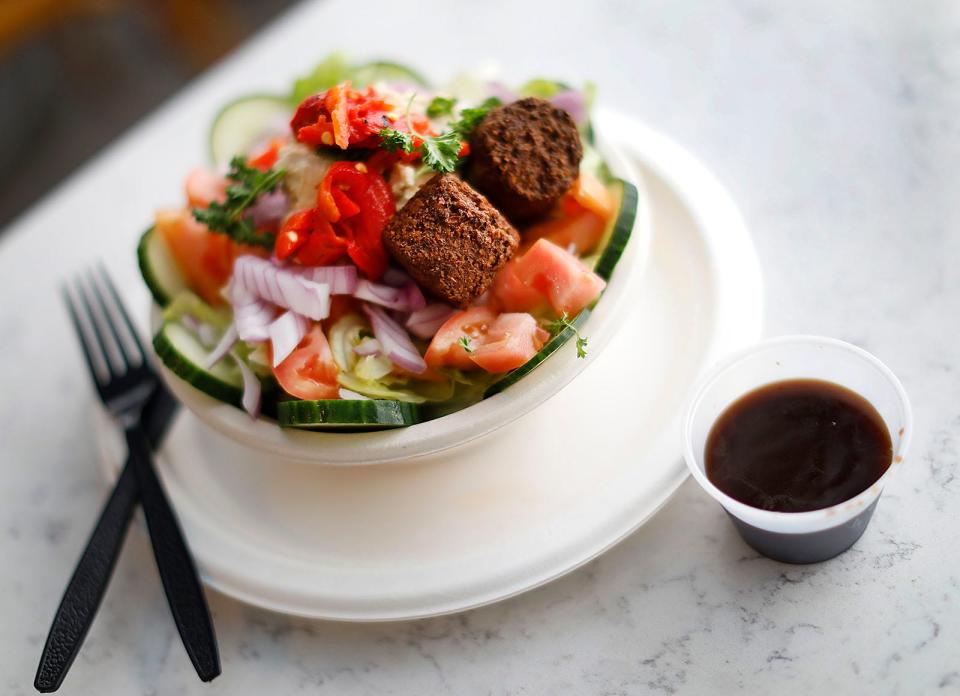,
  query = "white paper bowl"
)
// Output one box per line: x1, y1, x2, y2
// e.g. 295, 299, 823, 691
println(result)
155, 131, 651, 465
682, 335, 912, 563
